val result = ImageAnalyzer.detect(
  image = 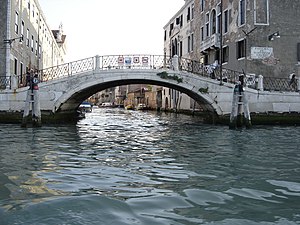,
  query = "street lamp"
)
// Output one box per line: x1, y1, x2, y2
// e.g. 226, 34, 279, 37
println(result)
268, 31, 280, 41
219, 0, 223, 85
4, 36, 23, 45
